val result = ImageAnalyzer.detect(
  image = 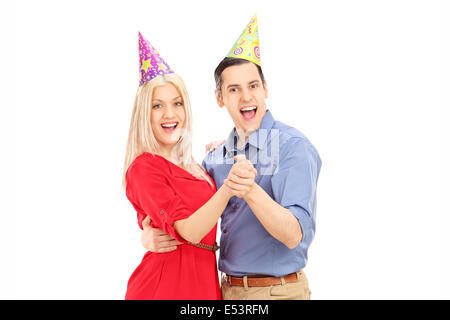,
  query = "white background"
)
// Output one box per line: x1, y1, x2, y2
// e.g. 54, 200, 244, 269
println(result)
1, 0, 448, 299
